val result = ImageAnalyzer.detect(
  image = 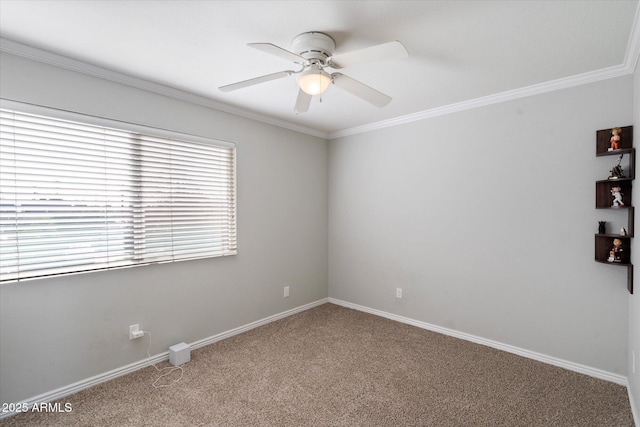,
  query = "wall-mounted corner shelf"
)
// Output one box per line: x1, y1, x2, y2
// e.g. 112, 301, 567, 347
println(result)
594, 126, 634, 294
